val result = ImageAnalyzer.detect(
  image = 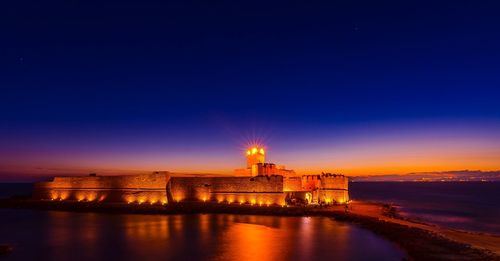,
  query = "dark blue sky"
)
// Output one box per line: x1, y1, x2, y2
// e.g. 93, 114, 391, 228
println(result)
1, 1, 500, 180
